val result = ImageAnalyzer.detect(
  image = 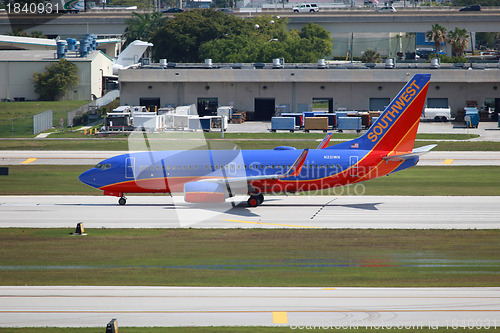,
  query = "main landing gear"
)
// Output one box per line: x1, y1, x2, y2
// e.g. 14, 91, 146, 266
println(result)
118, 196, 127, 206
247, 194, 264, 207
